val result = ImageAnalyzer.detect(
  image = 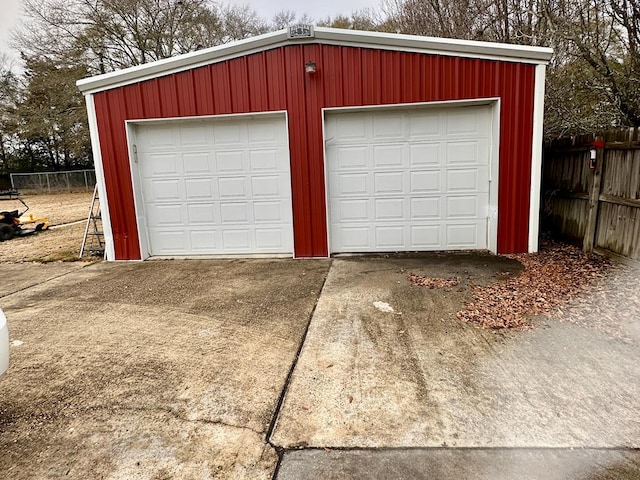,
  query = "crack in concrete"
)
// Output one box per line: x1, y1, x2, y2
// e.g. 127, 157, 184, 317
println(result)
184, 417, 265, 436
0, 263, 92, 299
87, 403, 266, 437
276, 446, 640, 452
